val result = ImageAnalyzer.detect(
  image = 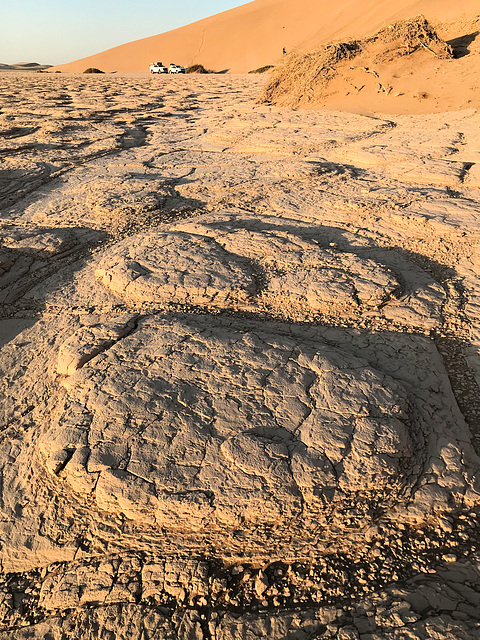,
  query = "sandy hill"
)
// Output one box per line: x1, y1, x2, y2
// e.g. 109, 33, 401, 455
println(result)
51, 0, 480, 74
0, 62, 52, 72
